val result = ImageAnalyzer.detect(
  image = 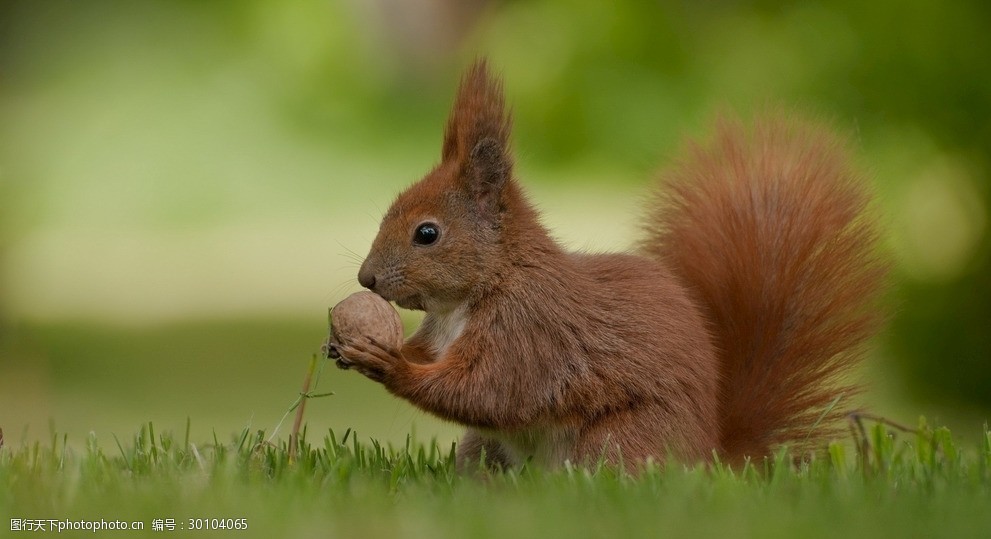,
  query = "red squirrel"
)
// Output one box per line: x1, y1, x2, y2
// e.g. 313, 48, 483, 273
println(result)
335, 59, 886, 470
